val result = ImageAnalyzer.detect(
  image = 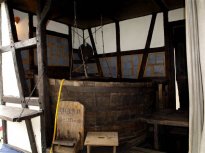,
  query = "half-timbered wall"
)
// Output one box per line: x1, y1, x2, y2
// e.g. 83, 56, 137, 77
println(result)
0, 6, 185, 152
